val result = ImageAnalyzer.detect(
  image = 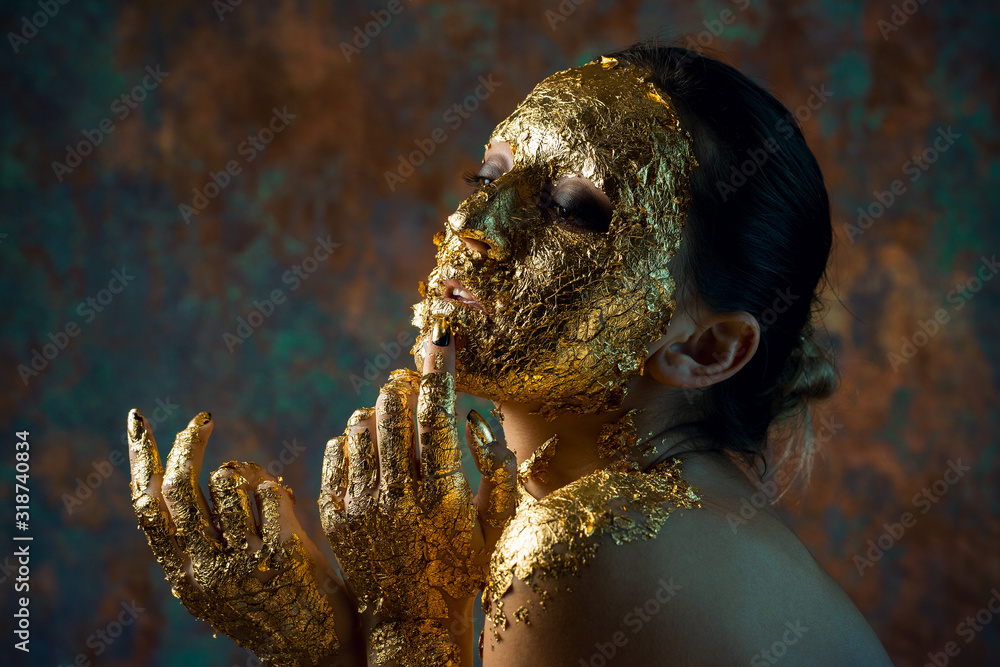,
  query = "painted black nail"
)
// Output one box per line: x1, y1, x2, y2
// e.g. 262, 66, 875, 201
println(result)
432, 316, 450, 347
